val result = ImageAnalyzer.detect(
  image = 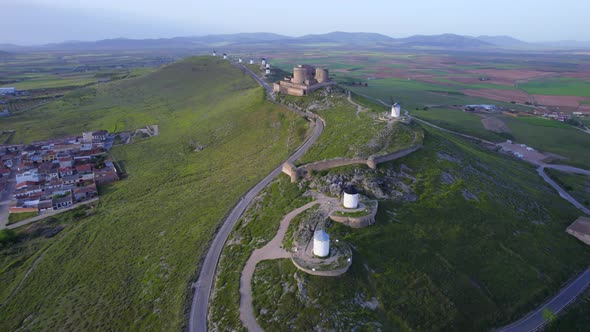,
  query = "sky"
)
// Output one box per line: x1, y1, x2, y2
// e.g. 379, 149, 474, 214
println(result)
3, 0, 589, 45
